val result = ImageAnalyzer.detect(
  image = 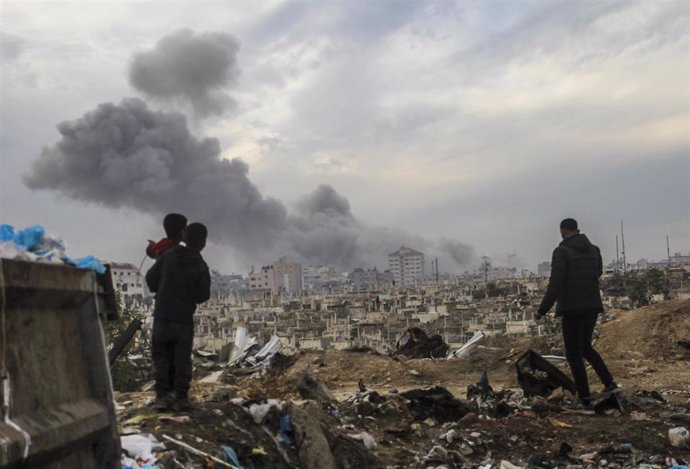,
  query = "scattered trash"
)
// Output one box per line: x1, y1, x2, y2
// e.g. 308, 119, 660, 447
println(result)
422, 445, 467, 467
227, 327, 284, 370
249, 399, 283, 424
0, 223, 105, 272
277, 412, 294, 445
400, 386, 471, 423
124, 414, 159, 426
393, 327, 449, 359
120, 433, 165, 464
515, 349, 577, 397
348, 431, 377, 450
161, 434, 240, 469
251, 446, 268, 456
157, 415, 191, 424
448, 330, 486, 359
669, 427, 689, 448
220, 446, 244, 469
547, 417, 573, 428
